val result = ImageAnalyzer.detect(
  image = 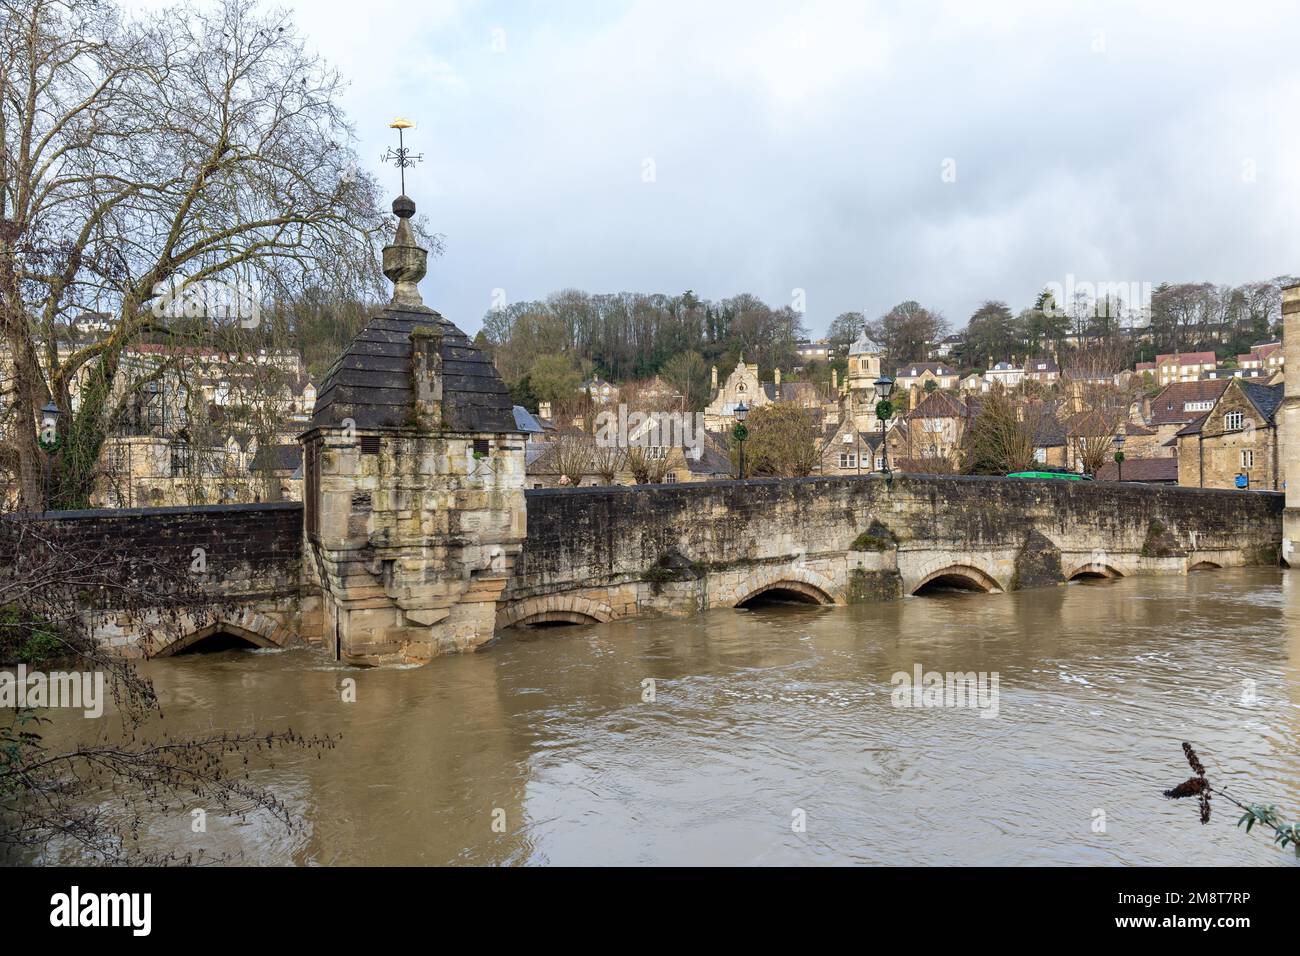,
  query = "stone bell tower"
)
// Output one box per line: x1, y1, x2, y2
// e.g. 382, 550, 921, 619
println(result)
1281, 283, 1300, 563
299, 193, 526, 664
